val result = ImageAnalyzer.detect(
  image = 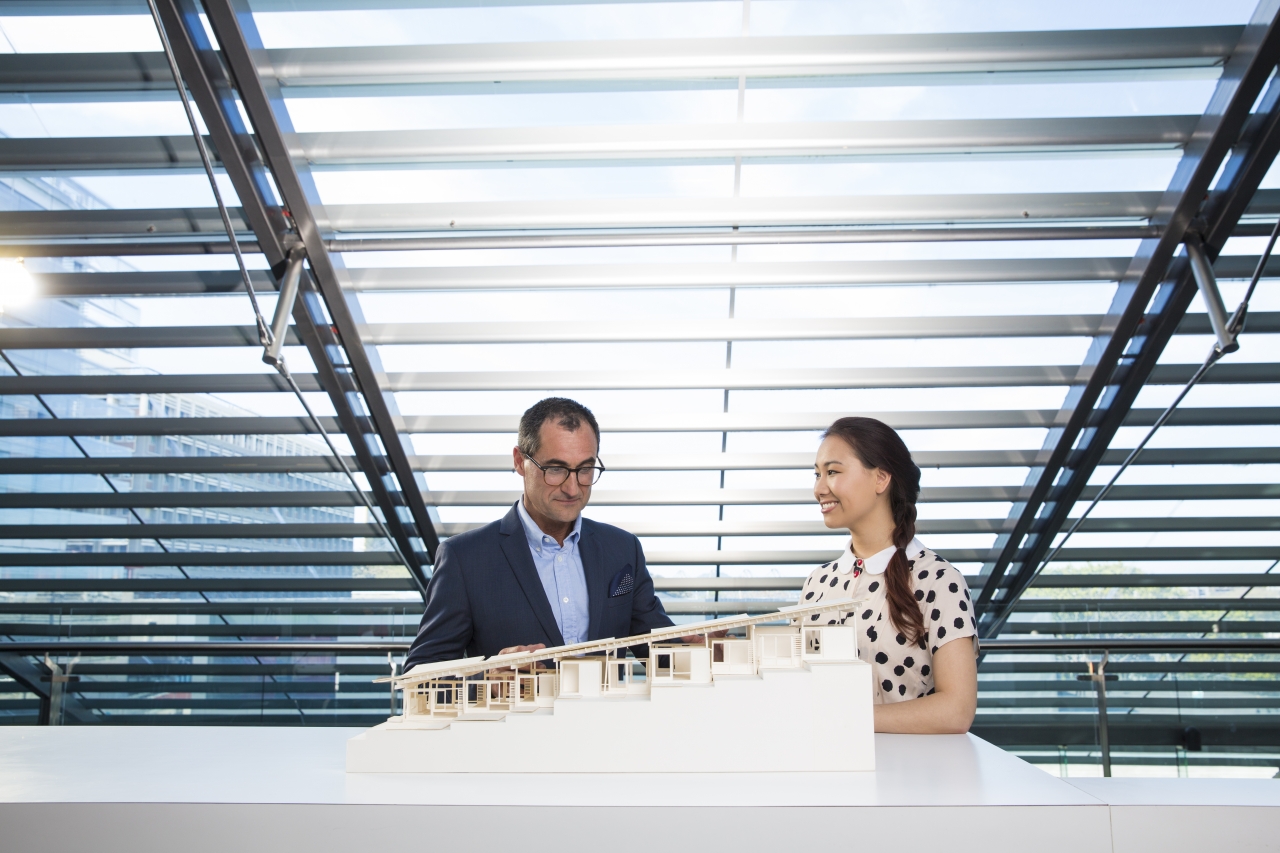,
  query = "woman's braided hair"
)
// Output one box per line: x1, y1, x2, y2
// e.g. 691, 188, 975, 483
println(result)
823, 417, 925, 644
